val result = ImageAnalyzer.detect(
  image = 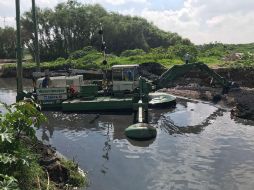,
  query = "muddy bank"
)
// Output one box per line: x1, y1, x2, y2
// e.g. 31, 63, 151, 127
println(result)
144, 63, 254, 120
170, 67, 254, 88
22, 136, 88, 189
161, 86, 254, 120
